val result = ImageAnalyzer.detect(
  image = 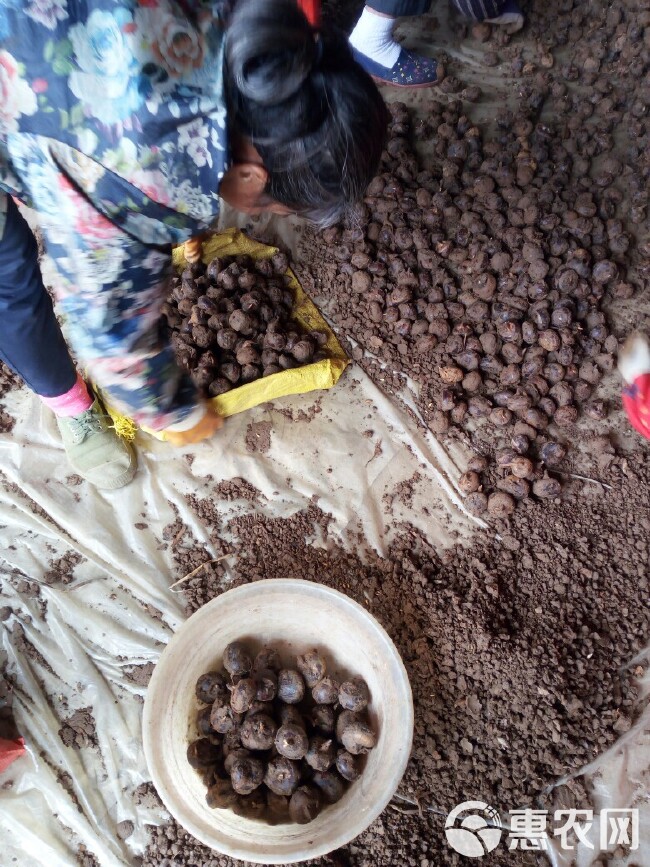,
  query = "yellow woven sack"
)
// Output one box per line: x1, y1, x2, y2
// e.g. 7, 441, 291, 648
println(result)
105, 229, 348, 441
